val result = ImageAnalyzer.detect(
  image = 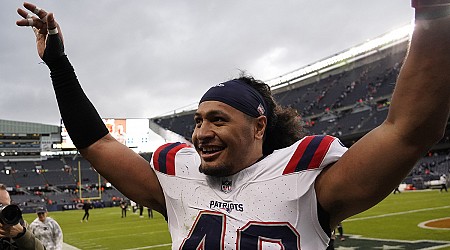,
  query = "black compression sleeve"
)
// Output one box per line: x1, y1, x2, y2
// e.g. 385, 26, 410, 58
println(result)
43, 34, 109, 149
